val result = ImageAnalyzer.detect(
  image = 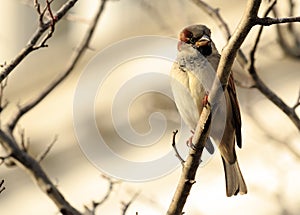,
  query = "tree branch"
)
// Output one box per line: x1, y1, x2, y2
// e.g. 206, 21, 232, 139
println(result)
167, 1, 262, 214
121, 192, 139, 215
8, 0, 108, 132
193, 0, 300, 131
0, 0, 78, 83
247, 1, 300, 131
0, 128, 81, 214
256, 16, 300, 26
0, 0, 109, 214
0, 179, 5, 194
